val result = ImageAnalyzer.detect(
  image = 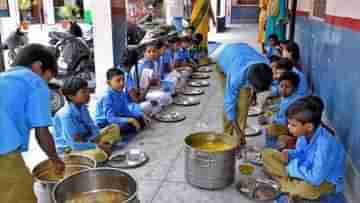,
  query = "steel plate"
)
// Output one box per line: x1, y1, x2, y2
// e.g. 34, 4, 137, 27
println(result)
173, 96, 200, 106
107, 149, 149, 169
154, 111, 186, 123
190, 73, 210, 80
180, 88, 204, 96
188, 80, 210, 87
